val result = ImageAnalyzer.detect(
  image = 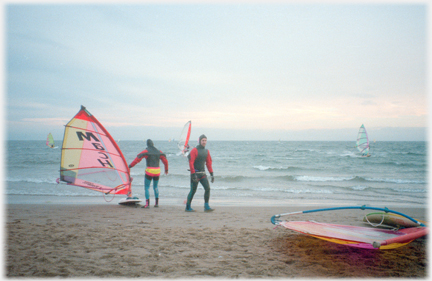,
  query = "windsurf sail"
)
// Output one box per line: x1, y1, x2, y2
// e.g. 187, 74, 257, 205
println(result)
279, 221, 427, 250
46, 133, 55, 148
356, 124, 370, 156
58, 106, 131, 196
271, 206, 427, 250
178, 120, 191, 156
